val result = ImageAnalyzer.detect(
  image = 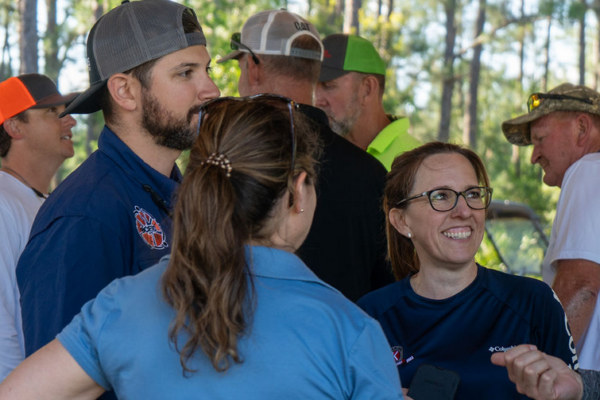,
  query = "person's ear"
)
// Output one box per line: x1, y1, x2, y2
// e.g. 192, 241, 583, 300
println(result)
291, 171, 310, 213
107, 73, 140, 112
359, 75, 380, 105
575, 113, 592, 147
246, 53, 263, 87
3, 118, 24, 139
389, 208, 412, 238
